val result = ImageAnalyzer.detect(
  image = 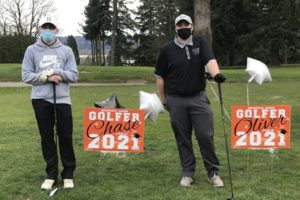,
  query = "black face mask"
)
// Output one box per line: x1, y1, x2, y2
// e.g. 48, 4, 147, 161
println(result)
177, 28, 192, 40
